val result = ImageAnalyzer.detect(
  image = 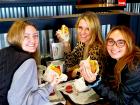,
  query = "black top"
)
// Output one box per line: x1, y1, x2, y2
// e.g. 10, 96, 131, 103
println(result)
92, 62, 140, 105
0, 46, 31, 105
